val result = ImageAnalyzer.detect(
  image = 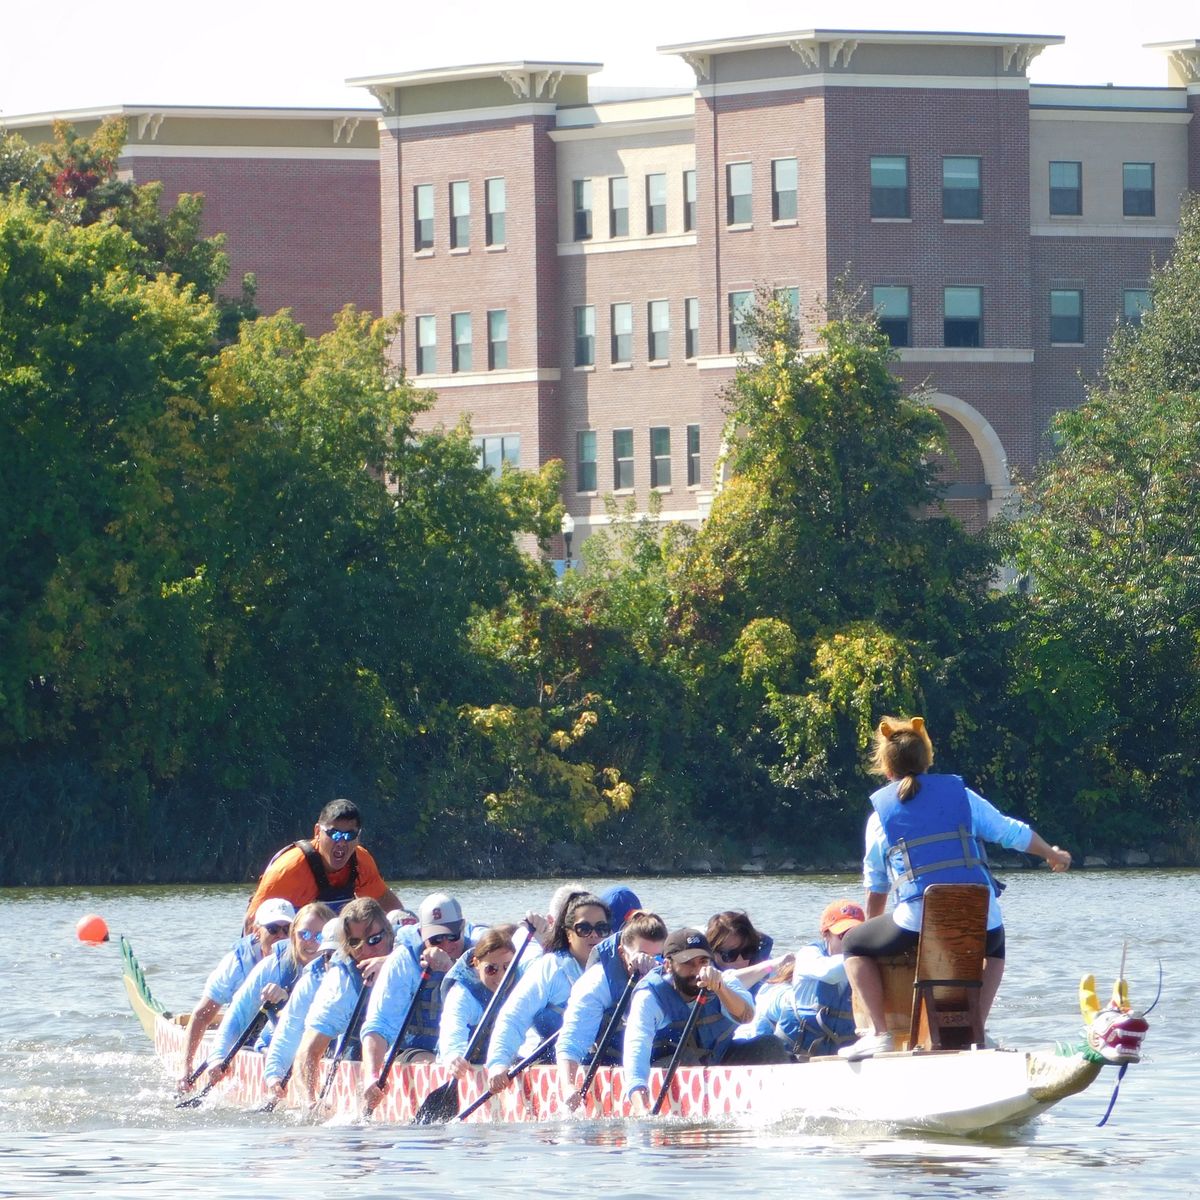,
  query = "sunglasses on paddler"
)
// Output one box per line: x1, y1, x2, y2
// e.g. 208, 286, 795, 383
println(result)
347, 928, 389, 950
296, 928, 321, 943
319, 825, 361, 843
571, 920, 611, 938
714, 944, 755, 964
263, 922, 292, 936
